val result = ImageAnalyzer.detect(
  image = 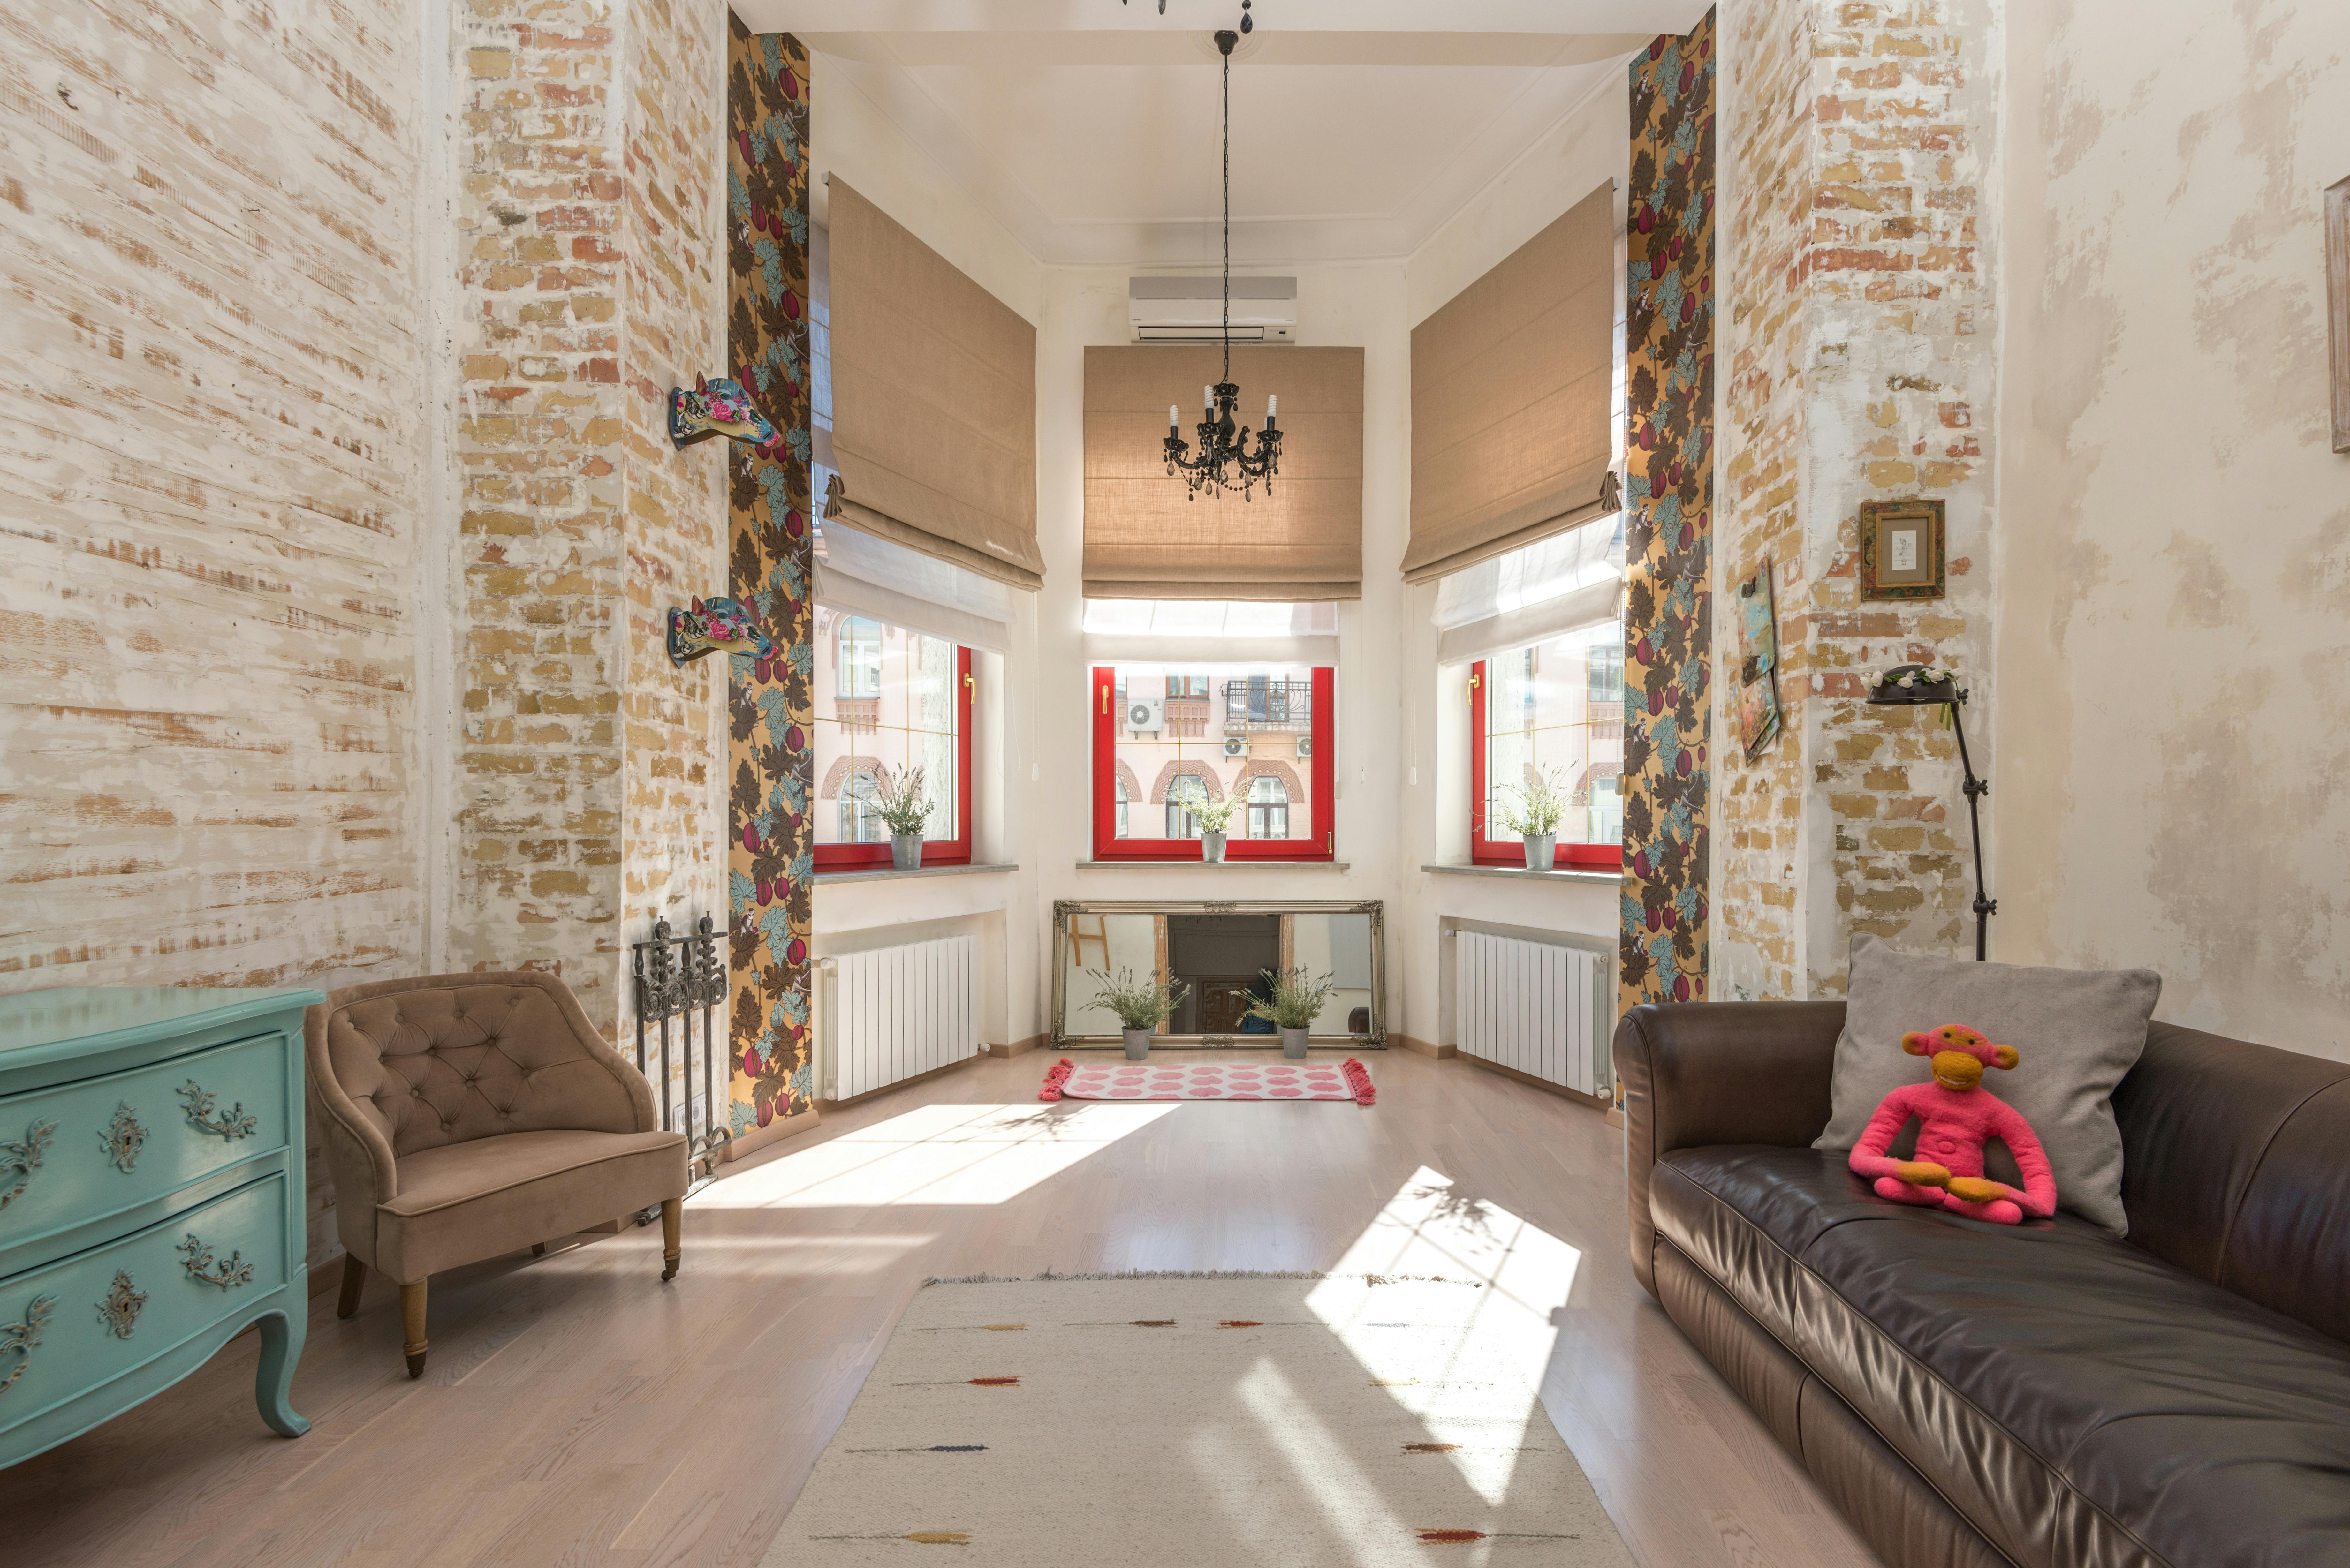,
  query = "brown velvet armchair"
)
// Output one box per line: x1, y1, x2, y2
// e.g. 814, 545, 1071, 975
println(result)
306, 972, 689, 1377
